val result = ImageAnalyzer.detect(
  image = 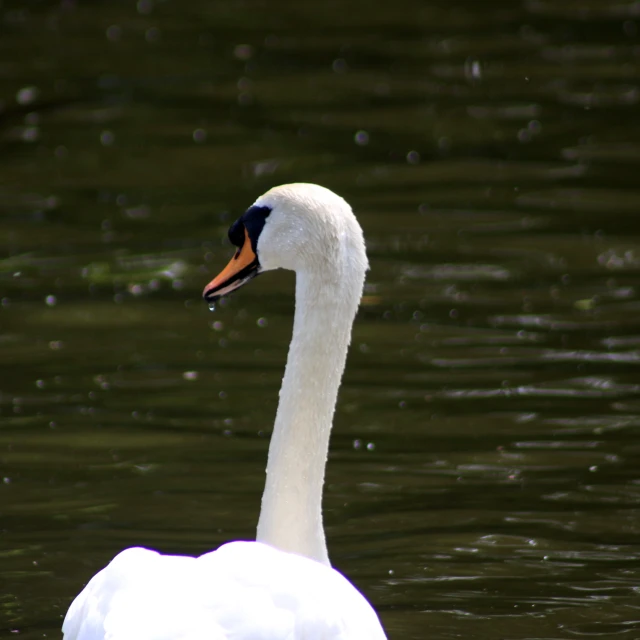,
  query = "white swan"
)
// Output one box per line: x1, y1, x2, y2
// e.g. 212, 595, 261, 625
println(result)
62, 183, 387, 640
